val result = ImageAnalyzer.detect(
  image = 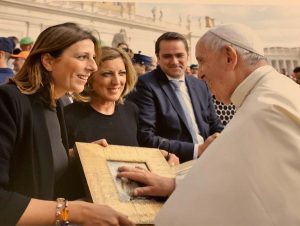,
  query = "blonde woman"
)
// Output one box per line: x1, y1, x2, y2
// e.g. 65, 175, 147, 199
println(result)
65, 47, 138, 147
65, 47, 179, 165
